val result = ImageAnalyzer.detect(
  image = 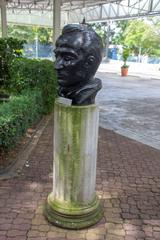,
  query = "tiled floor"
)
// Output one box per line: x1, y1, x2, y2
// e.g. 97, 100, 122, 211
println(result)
0, 116, 160, 240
